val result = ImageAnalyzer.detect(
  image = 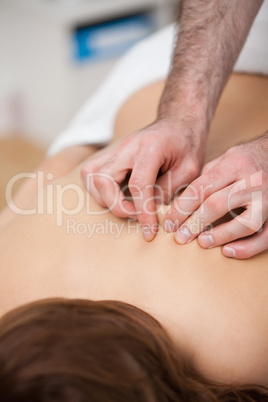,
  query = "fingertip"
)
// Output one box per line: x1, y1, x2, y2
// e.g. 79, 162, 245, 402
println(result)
222, 243, 254, 260
222, 245, 237, 258
198, 233, 215, 249
140, 218, 158, 241
175, 227, 191, 245
142, 224, 157, 242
